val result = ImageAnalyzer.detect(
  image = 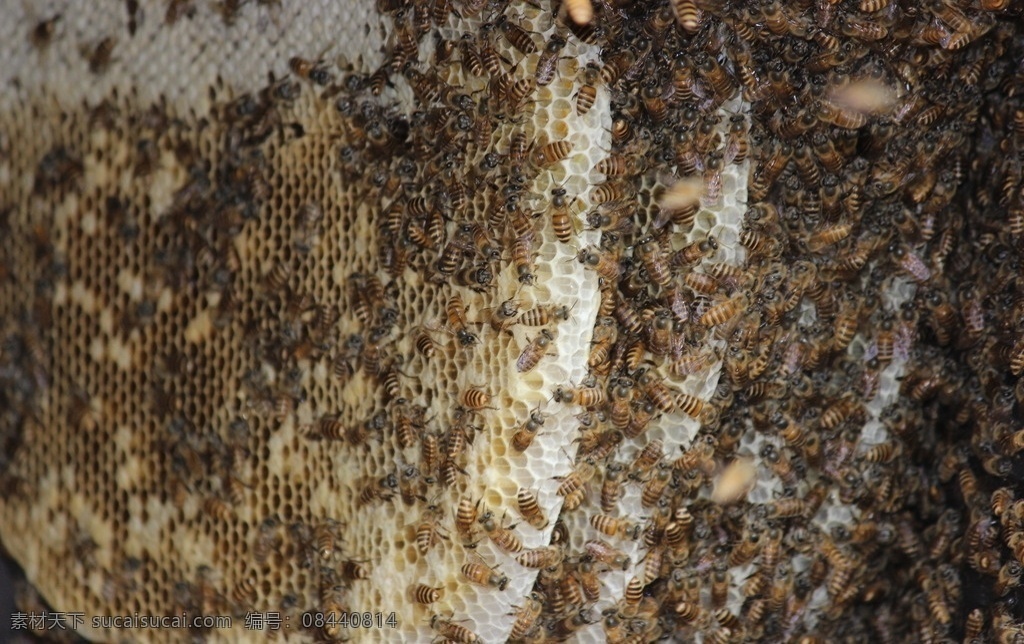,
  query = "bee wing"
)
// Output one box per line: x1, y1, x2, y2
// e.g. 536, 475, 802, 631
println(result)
515, 349, 532, 372
723, 133, 743, 166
